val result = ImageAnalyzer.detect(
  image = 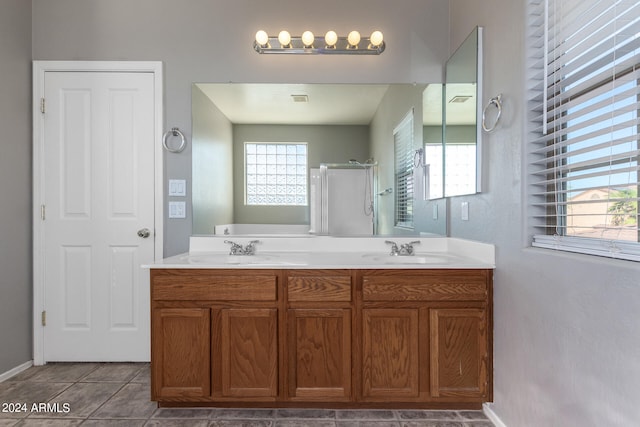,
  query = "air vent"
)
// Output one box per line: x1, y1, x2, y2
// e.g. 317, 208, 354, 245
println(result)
291, 94, 309, 103
449, 95, 472, 103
